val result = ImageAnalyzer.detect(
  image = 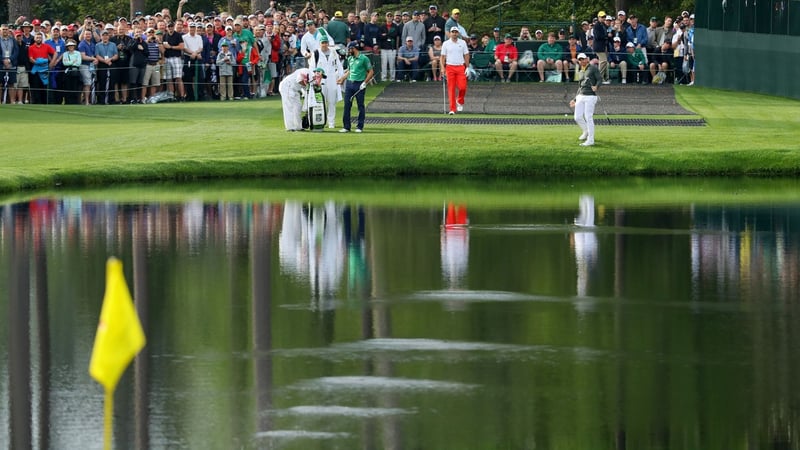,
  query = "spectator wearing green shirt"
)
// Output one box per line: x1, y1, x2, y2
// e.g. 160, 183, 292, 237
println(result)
326, 11, 350, 45
625, 42, 647, 83
536, 32, 564, 82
